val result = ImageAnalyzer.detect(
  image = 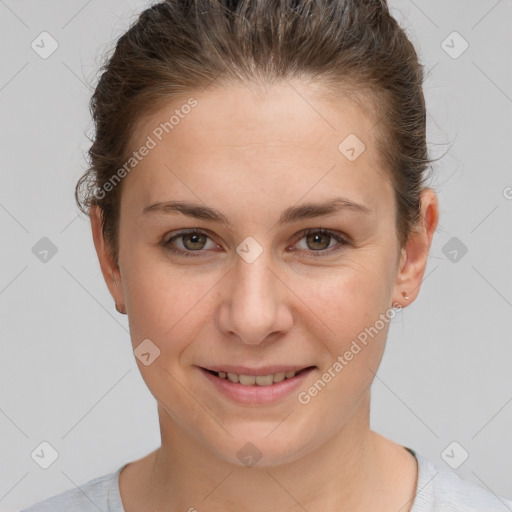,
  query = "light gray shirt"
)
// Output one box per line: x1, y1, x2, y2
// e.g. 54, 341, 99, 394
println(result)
20, 448, 512, 511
